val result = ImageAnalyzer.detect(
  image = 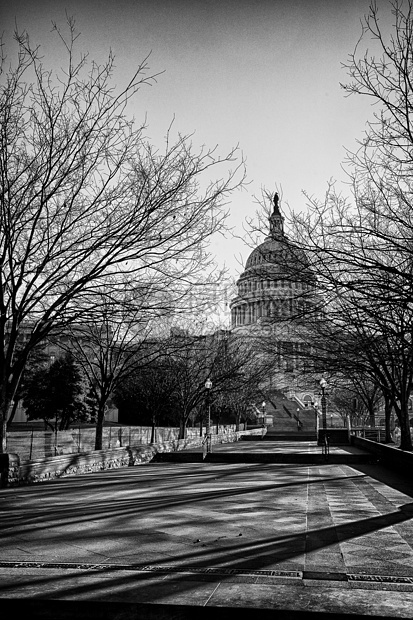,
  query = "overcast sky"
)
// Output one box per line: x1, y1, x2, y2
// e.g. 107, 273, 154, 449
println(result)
2, 0, 393, 281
